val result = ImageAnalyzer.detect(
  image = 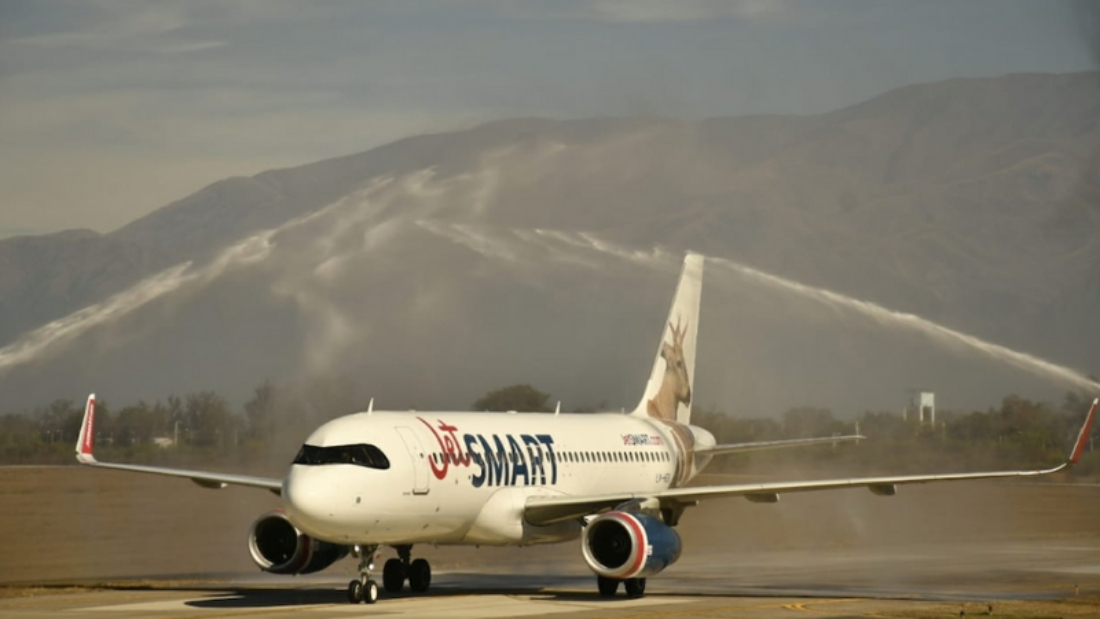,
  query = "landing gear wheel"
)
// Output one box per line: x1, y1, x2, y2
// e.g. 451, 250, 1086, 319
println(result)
383, 558, 406, 593
363, 579, 379, 604
597, 575, 619, 597
408, 558, 432, 593
350, 544, 379, 604
347, 580, 363, 604
624, 578, 646, 598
